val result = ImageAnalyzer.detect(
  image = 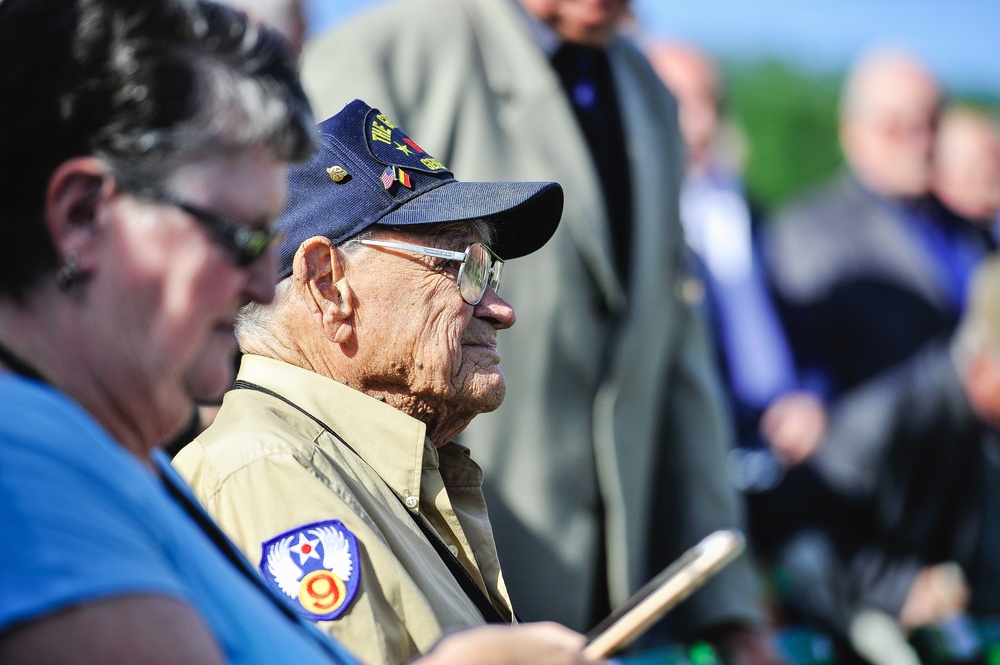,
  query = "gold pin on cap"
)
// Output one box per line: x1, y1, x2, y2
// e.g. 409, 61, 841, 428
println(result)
326, 165, 348, 183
